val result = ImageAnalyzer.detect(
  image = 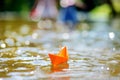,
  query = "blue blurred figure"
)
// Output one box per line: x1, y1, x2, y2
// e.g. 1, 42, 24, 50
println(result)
58, 0, 77, 29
